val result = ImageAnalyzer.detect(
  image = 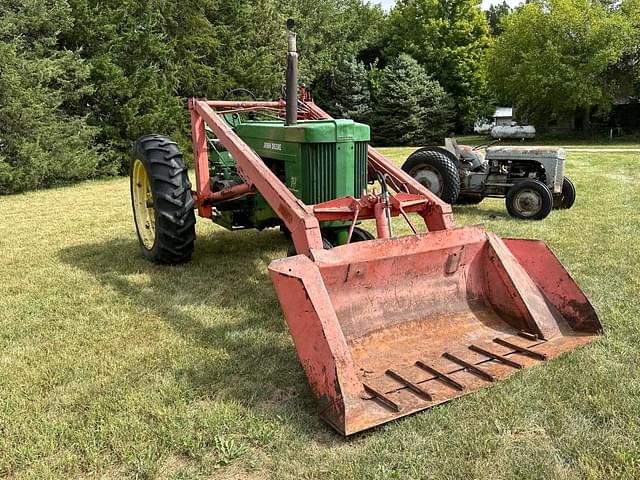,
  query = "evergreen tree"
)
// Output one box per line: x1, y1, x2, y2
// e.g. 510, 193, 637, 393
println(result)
279, 0, 386, 84
486, 2, 512, 36
0, 0, 99, 193
62, 0, 187, 173
60, 0, 384, 172
312, 56, 373, 123
371, 54, 454, 146
181, 0, 288, 99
